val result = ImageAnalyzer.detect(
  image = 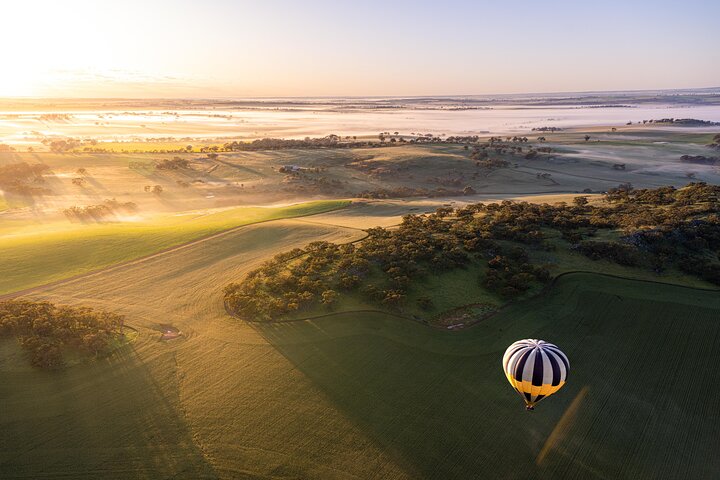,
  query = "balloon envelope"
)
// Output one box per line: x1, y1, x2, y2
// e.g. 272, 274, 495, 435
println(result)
502, 339, 569, 410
